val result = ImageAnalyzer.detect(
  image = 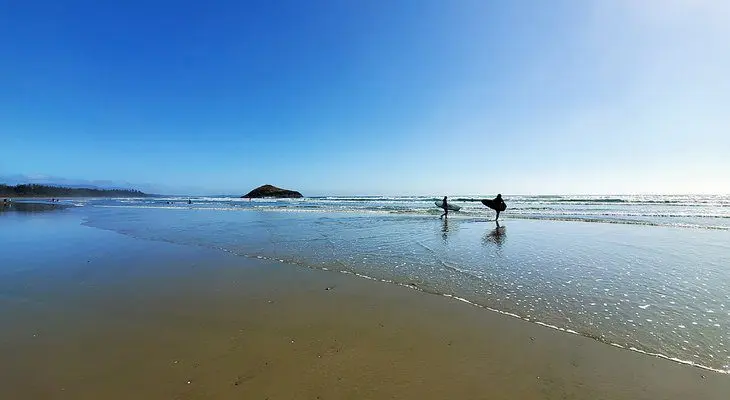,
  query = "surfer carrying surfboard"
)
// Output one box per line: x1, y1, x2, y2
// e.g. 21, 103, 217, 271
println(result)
440, 196, 449, 219
494, 194, 506, 221
481, 194, 507, 221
